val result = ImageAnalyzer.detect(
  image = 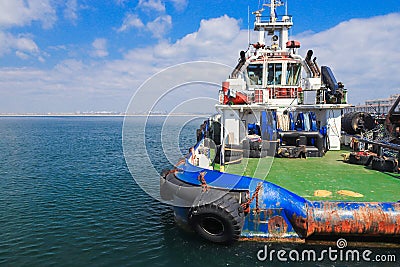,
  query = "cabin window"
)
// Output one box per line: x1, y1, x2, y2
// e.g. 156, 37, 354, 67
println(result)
286, 63, 301, 85
247, 64, 263, 85
267, 63, 282, 85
